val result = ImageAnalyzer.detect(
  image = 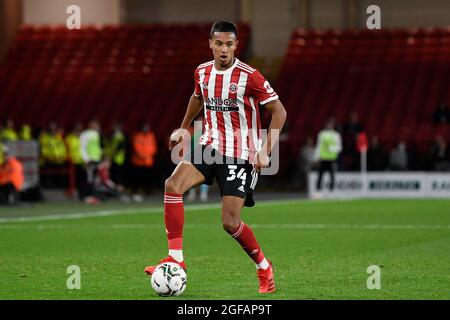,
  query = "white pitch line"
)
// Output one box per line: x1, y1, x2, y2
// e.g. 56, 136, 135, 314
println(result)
0, 223, 448, 230
249, 223, 450, 230
0, 198, 314, 224
0, 203, 218, 224
0, 198, 441, 225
